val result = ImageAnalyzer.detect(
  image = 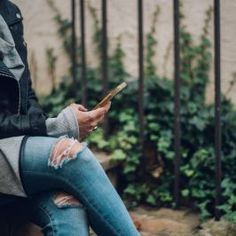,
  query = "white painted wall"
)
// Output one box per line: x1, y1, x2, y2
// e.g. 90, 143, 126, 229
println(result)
12, 0, 236, 104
